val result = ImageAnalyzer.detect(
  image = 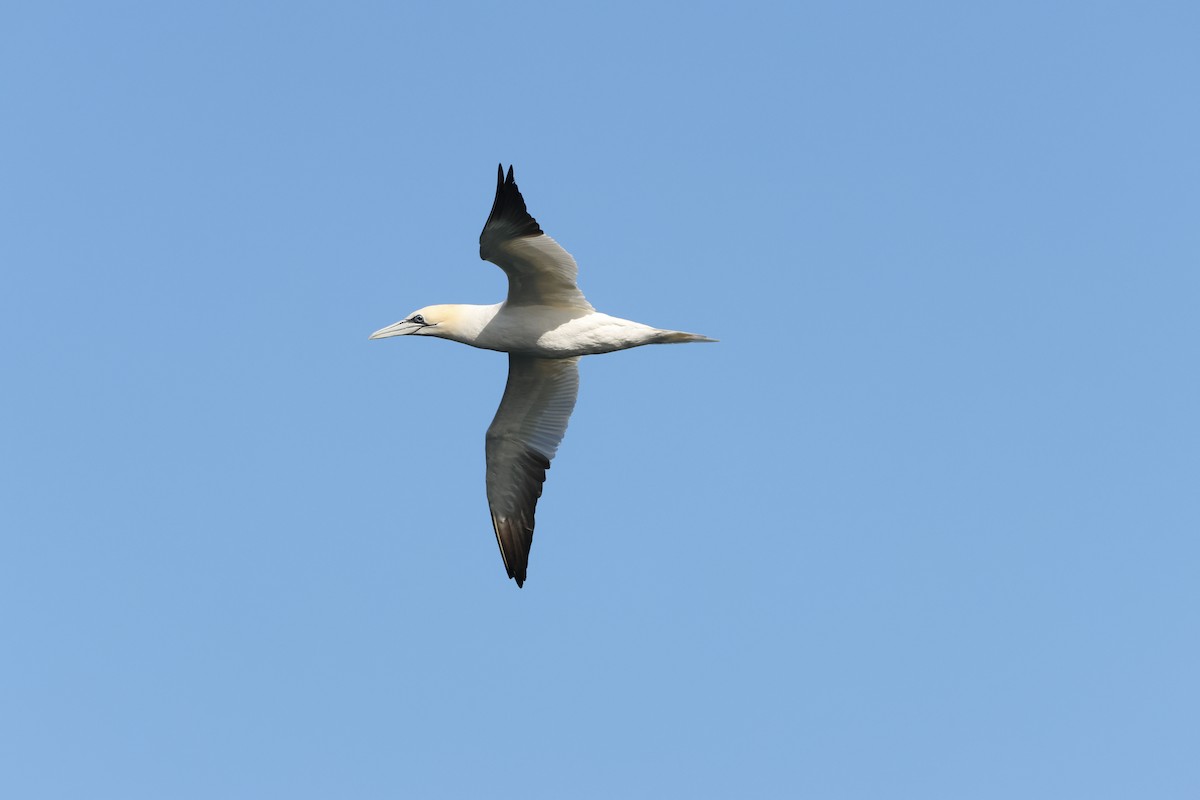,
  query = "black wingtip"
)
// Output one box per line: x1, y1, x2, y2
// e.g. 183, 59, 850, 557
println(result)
509, 553, 528, 588
480, 163, 543, 244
